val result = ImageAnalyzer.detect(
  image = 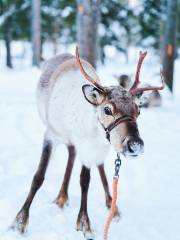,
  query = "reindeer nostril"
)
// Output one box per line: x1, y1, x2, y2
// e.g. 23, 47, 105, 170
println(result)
127, 141, 134, 153
127, 140, 143, 154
